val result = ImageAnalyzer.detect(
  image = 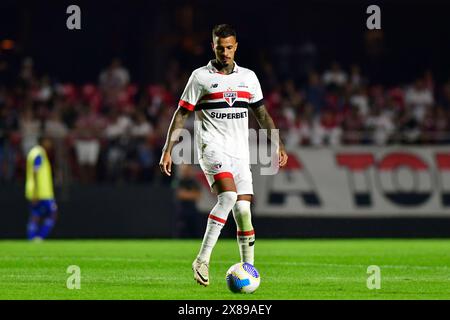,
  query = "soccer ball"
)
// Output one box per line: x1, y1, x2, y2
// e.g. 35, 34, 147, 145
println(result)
225, 262, 260, 293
